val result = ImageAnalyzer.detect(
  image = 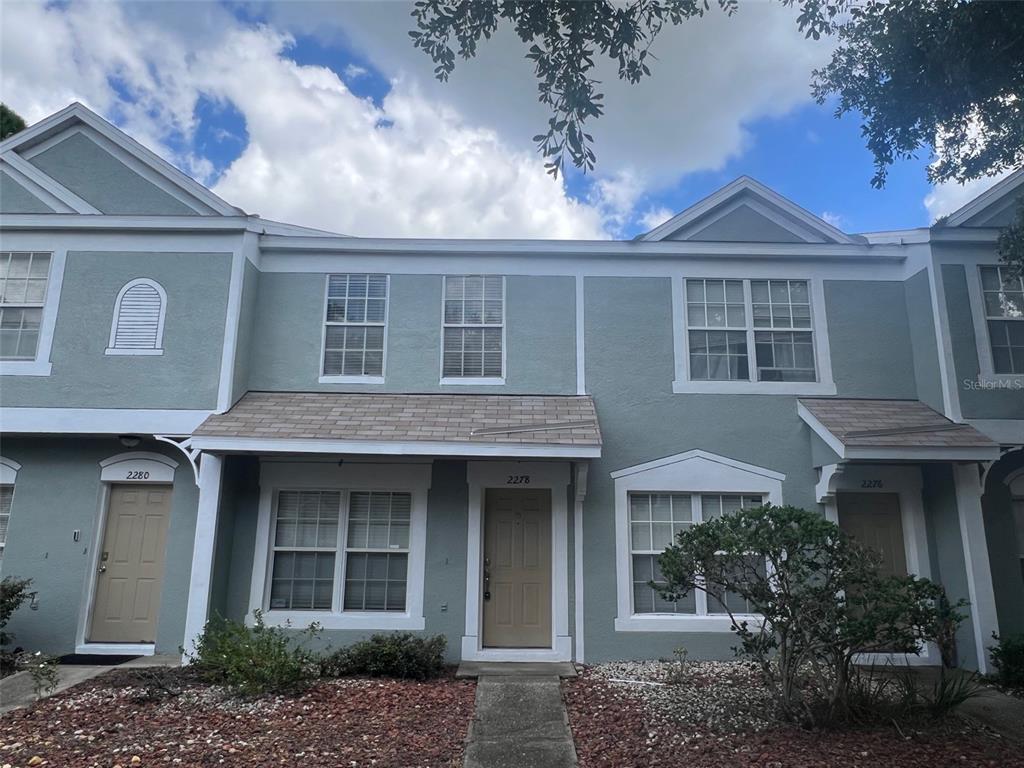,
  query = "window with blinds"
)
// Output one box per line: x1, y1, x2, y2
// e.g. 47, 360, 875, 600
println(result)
980, 265, 1024, 374
322, 274, 388, 378
107, 279, 166, 354
442, 275, 504, 380
0, 251, 51, 360
0, 485, 12, 559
